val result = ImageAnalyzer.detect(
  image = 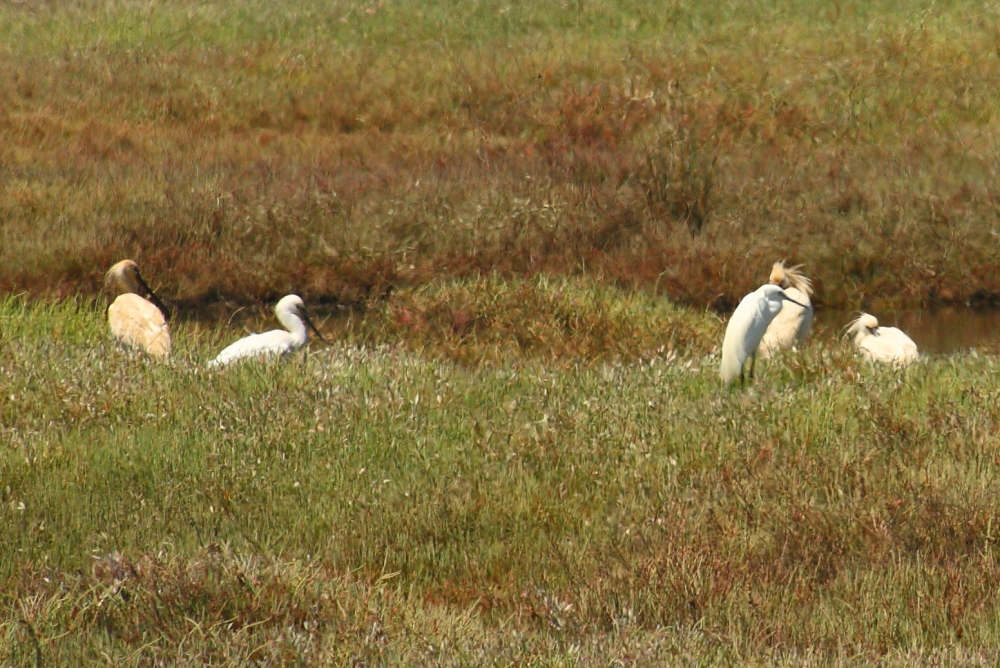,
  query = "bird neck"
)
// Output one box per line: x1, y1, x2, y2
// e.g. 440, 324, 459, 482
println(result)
110, 275, 138, 296
278, 312, 308, 345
